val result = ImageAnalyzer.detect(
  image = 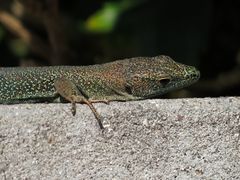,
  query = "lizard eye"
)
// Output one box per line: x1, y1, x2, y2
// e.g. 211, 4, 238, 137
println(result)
125, 84, 133, 95
159, 78, 170, 87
